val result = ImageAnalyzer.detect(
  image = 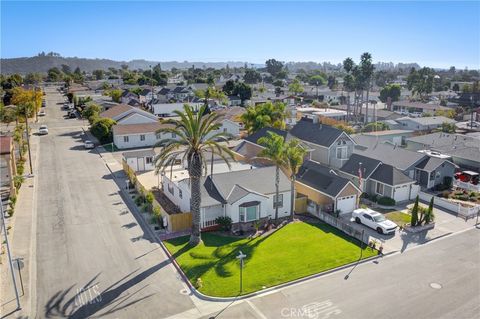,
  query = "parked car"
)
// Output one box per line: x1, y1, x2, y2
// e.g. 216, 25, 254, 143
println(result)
352, 208, 398, 234
38, 125, 49, 135
38, 110, 46, 116
84, 140, 95, 149
67, 111, 77, 119
454, 171, 479, 185
42, 100, 46, 107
